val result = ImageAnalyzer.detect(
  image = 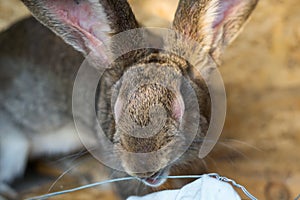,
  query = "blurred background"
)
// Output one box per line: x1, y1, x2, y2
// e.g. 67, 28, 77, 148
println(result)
0, 0, 299, 199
